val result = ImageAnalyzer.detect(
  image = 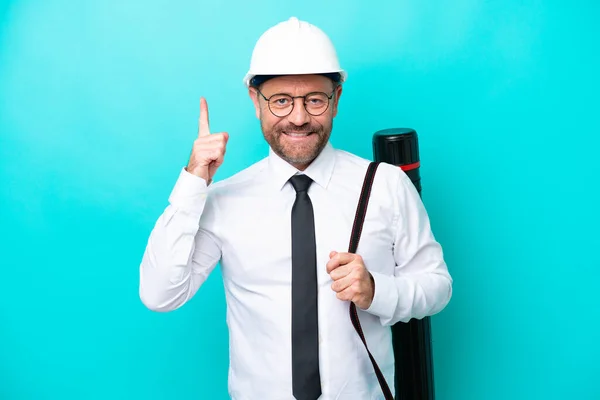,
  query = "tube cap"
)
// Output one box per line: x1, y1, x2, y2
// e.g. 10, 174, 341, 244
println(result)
372, 128, 419, 166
